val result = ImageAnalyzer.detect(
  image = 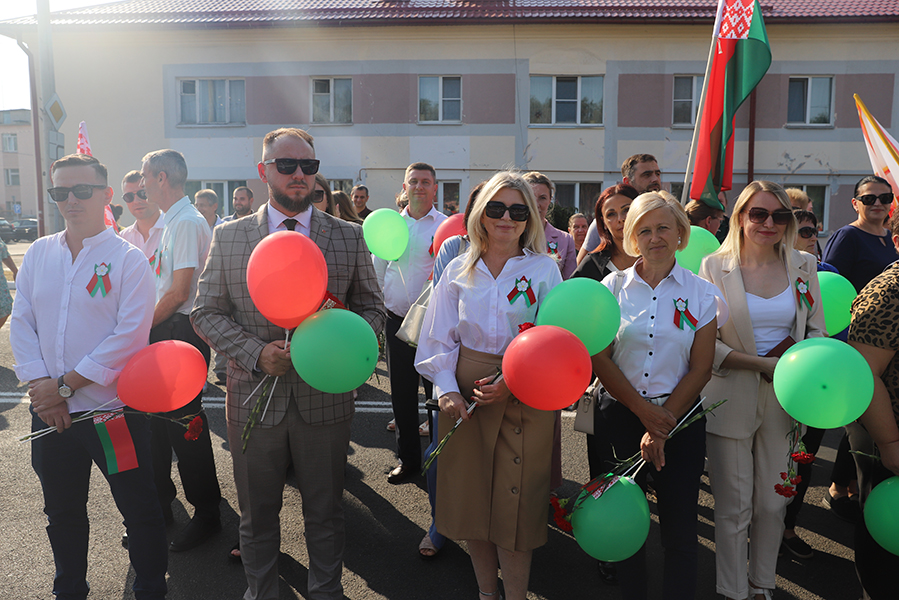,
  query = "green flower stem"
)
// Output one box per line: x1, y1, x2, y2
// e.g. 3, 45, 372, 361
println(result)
19, 398, 122, 443
421, 401, 477, 474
